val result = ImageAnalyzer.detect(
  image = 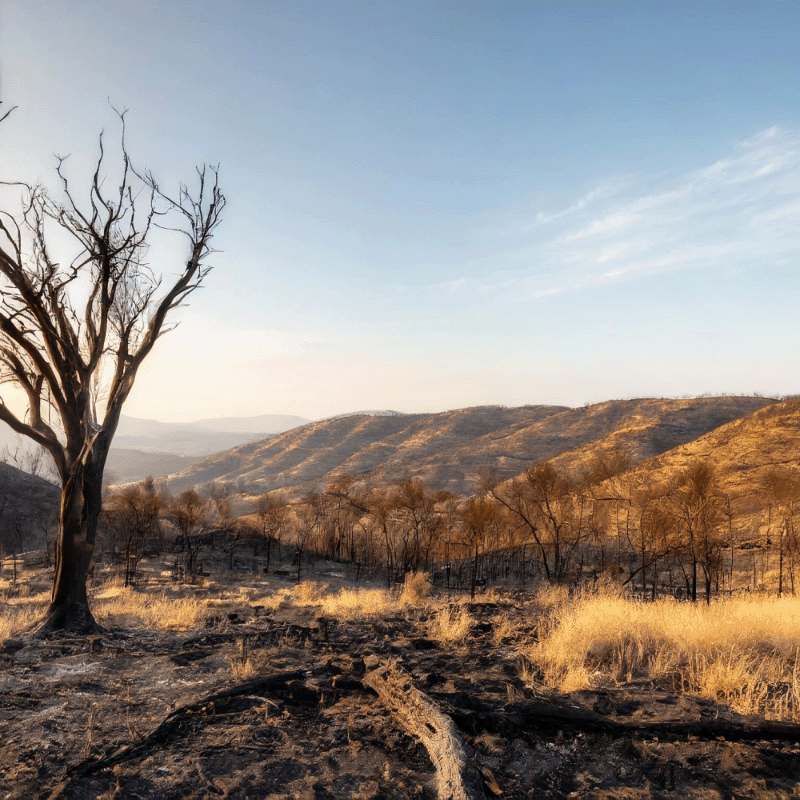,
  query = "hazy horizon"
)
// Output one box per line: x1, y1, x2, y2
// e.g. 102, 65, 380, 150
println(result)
2, 2, 798, 422
128, 391, 792, 426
